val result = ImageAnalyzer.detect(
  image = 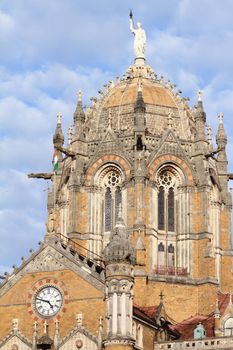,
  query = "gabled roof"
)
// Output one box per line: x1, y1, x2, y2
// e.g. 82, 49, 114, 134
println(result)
0, 235, 105, 297
0, 331, 31, 349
